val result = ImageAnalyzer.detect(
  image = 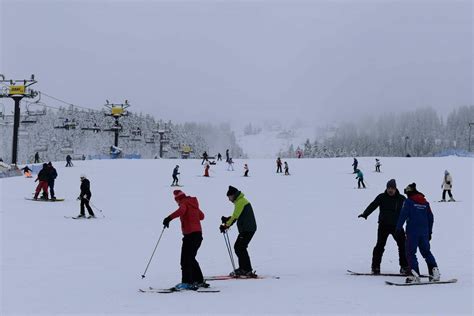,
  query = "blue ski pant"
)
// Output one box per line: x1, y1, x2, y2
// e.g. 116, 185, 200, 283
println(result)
405, 233, 437, 274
